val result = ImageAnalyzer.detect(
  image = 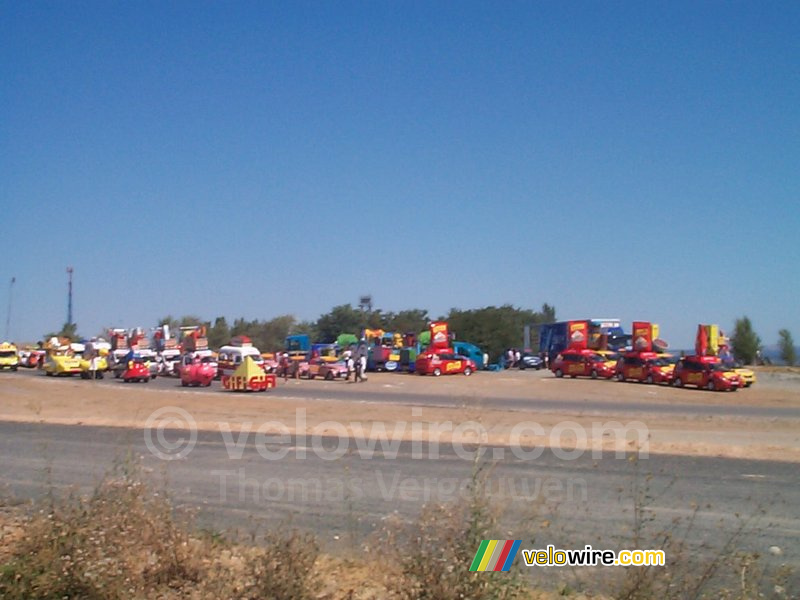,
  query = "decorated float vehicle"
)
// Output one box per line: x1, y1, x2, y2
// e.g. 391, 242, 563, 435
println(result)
0, 342, 19, 371
672, 355, 742, 391
79, 339, 110, 379
551, 349, 616, 379
415, 352, 476, 376
180, 354, 216, 387
217, 336, 265, 379
43, 341, 83, 376
122, 357, 151, 383
615, 352, 674, 384
222, 355, 276, 392
615, 322, 674, 384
